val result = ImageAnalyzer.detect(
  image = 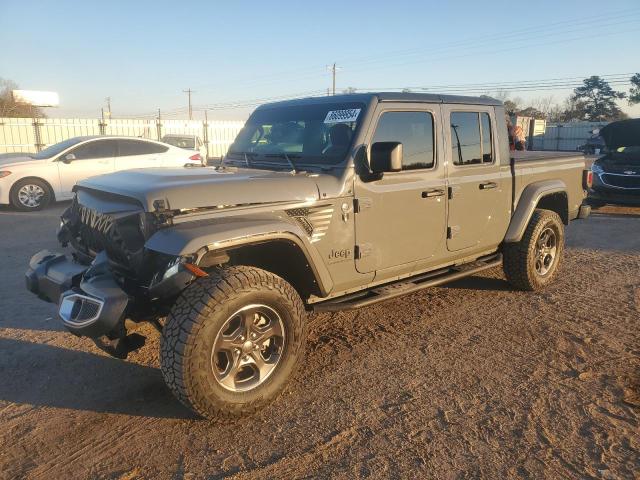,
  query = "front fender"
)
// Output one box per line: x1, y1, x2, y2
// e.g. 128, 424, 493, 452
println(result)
504, 180, 567, 243
144, 217, 334, 296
